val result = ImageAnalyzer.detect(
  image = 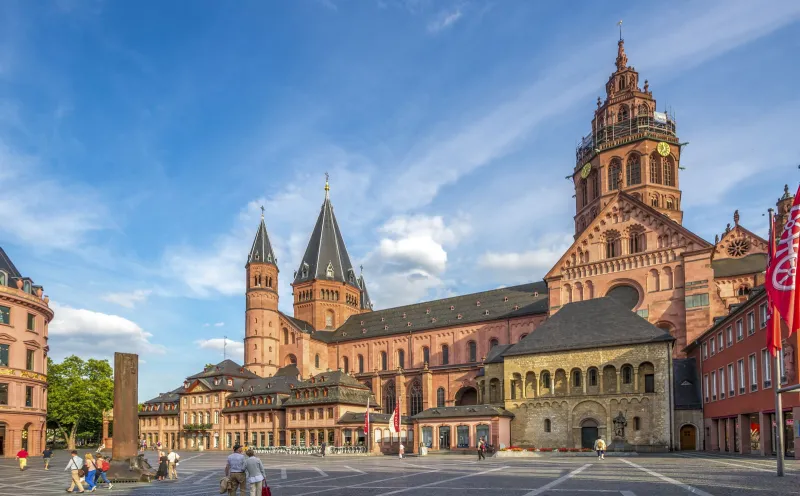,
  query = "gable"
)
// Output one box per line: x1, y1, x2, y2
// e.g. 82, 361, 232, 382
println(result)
712, 224, 767, 262
546, 192, 711, 281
